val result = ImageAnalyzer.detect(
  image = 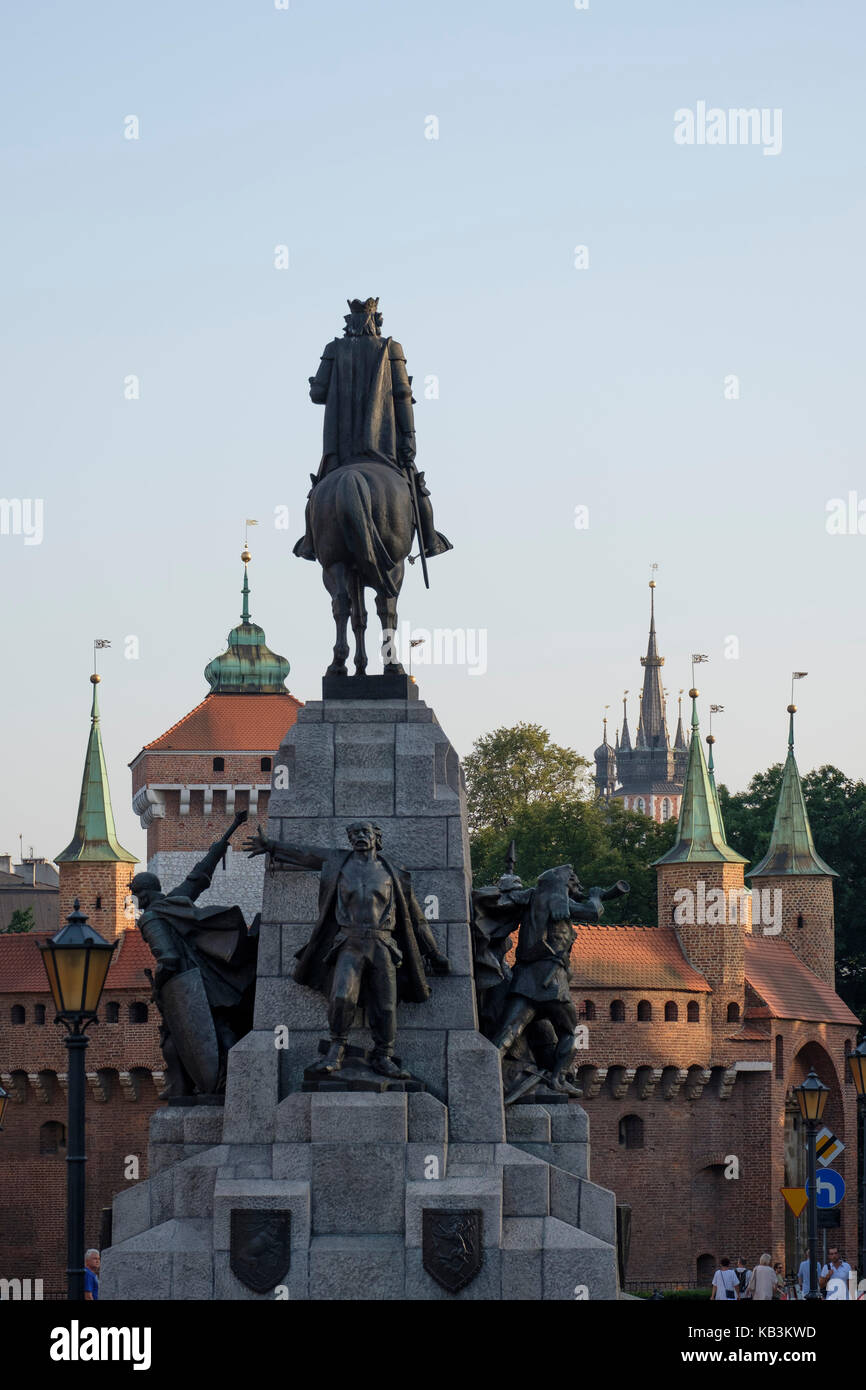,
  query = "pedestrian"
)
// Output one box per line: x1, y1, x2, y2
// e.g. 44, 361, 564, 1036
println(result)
819, 1248, 851, 1299
84, 1249, 100, 1301
747, 1253, 777, 1301
772, 1261, 786, 1299
797, 1254, 813, 1299
734, 1255, 751, 1299
710, 1256, 740, 1301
